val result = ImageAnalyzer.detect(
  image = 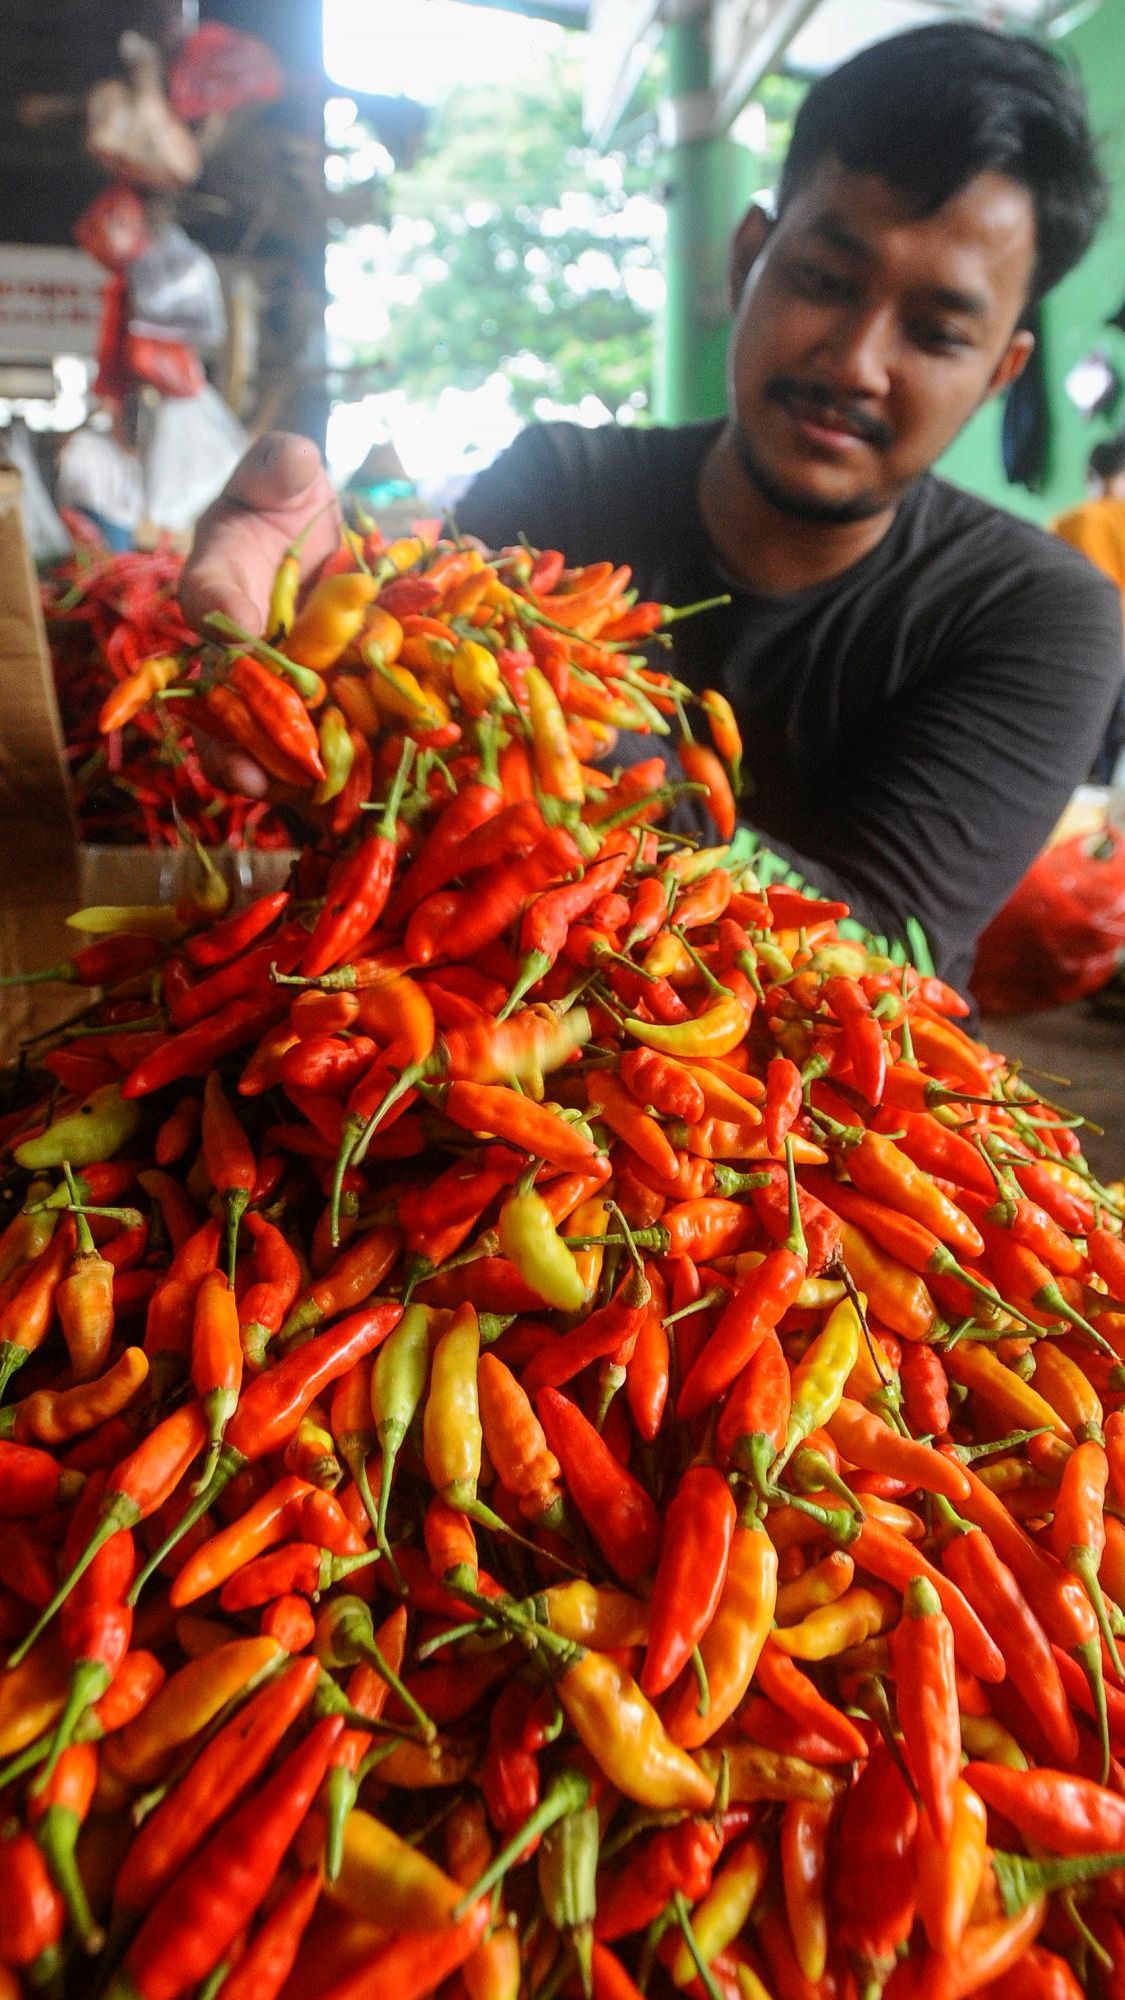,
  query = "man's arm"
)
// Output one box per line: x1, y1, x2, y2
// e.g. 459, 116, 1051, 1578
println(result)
745, 560, 1124, 990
